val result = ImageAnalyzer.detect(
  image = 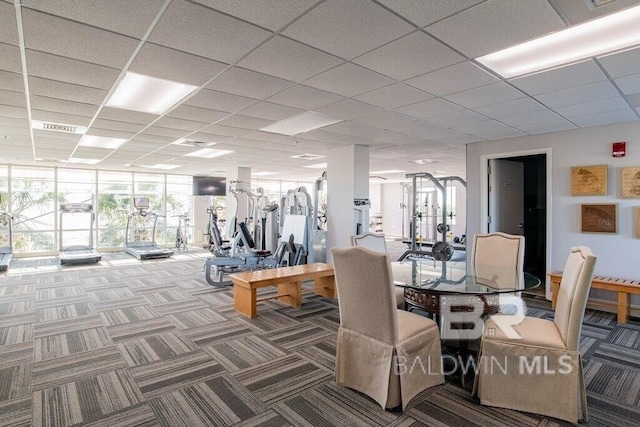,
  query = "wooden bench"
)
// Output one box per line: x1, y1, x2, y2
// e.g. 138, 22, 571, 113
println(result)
549, 272, 640, 323
229, 263, 336, 318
